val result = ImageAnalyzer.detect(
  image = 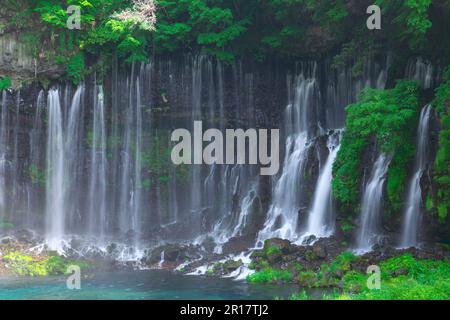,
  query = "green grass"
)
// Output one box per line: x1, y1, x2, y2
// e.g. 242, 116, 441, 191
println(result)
247, 269, 293, 284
